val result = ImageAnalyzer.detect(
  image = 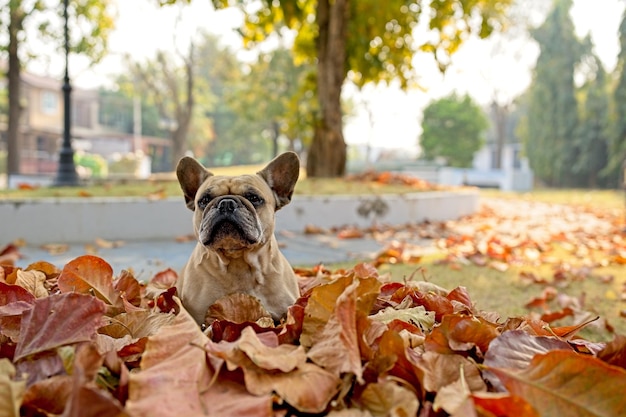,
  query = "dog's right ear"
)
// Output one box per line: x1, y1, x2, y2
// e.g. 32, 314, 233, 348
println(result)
176, 157, 213, 211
